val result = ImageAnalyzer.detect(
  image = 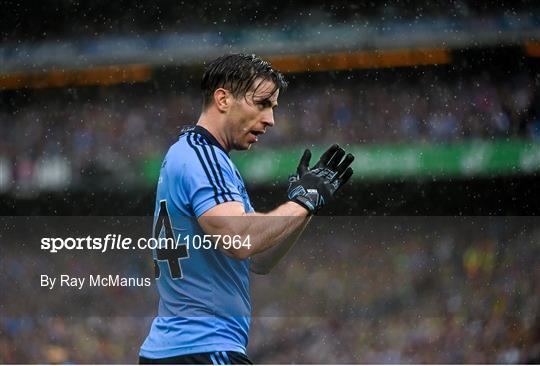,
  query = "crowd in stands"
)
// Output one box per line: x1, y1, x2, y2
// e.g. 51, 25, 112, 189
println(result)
1, 68, 538, 193
2, 0, 535, 44
1, 218, 538, 363
271, 70, 540, 144
248, 218, 540, 363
